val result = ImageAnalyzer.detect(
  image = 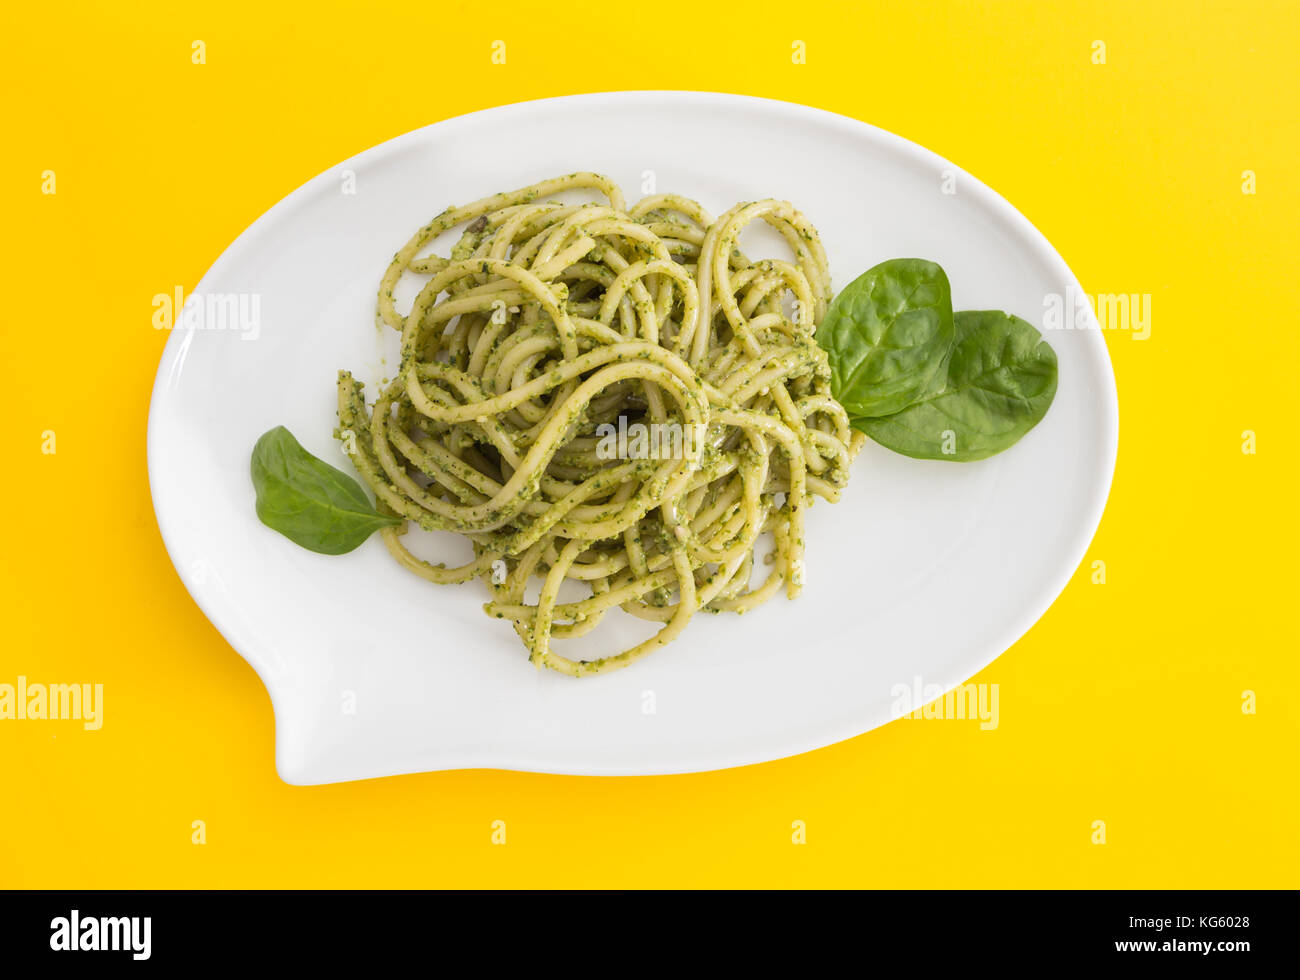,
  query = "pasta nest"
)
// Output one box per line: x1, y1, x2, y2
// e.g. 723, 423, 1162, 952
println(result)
337, 173, 861, 675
